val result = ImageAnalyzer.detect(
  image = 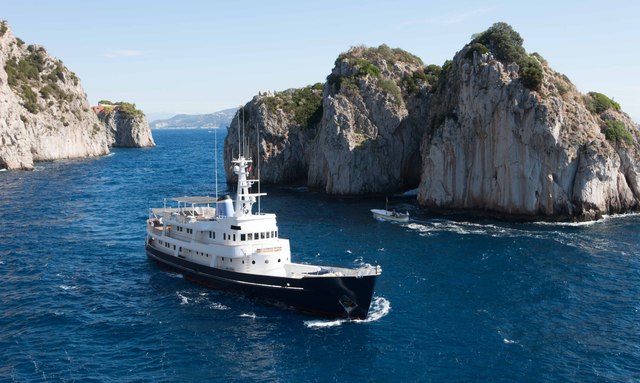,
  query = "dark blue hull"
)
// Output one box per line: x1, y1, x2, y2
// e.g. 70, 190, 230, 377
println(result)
145, 244, 379, 319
